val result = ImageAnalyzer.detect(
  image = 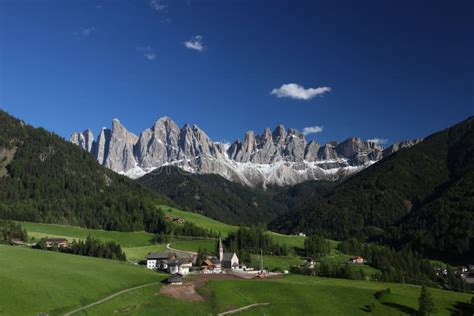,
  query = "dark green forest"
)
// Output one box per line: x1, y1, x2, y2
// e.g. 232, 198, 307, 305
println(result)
138, 166, 334, 225
0, 110, 172, 232
271, 116, 474, 263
